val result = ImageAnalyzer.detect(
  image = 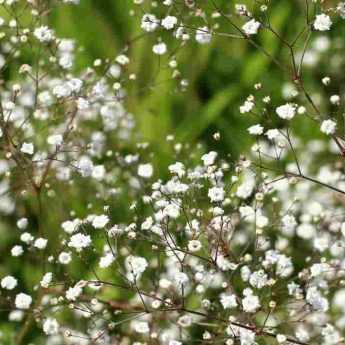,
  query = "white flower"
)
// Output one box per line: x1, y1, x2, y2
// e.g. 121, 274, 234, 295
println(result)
178, 315, 192, 327
34, 26, 54, 42
92, 165, 106, 180
314, 14, 332, 31
92, 214, 109, 229
17, 218, 28, 229
1, 276, 17, 290
59, 54, 73, 69
220, 294, 238, 309
152, 42, 167, 55
276, 103, 296, 120
188, 240, 202, 252
208, 186, 225, 202
53, 83, 72, 98
306, 286, 329, 311
168, 162, 185, 177
320, 119, 336, 135
11, 245, 23, 257
138, 163, 153, 178
99, 253, 115, 268
281, 214, 297, 236
240, 100, 254, 114
20, 142, 34, 155
277, 334, 287, 343
34, 237, 48, 250
201, 151, 217, 166
47, 134, 63, 146
265, 129, 280, 140
66, 285, 82, 301
68, 233, 92, 251
141, 14, 159, 32
195, 26, 212, 44
247, 124, 263, 135
236, 4, 248, 16
242, 289, 260, 313
77, 97, 89, 110
249, 270, 268, 288
242, 19, 261, 35
162, 16, 177, 30
15, 293, 32, 309
43, 318, 59, 335
40, 272, 52, 288
132, 320, 150, 334
58, 252, 72, 265
20, 232, 34, 244
126, 256, 148, 281
330, 95, 340, 105
62, 219, 80, 234
173, 271, 189, 287
116, 54, 129, 65
9, 310, 24, 322
163, 203, 180, 219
